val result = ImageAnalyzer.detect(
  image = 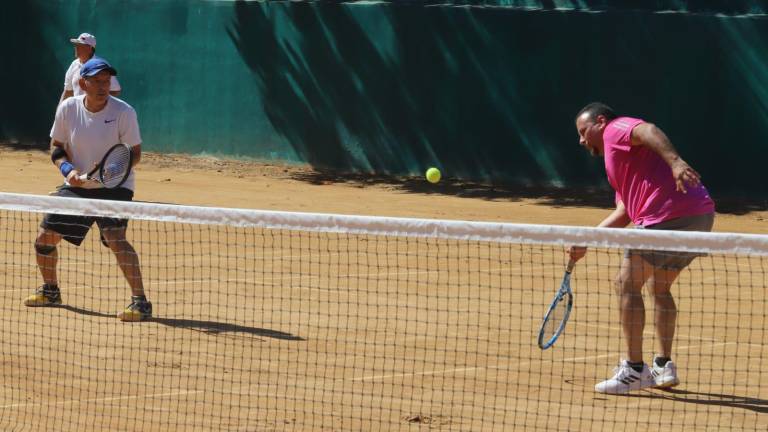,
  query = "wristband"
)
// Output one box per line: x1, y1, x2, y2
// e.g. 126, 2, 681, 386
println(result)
60, 161, 74, 178
51, 146, 67, 163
